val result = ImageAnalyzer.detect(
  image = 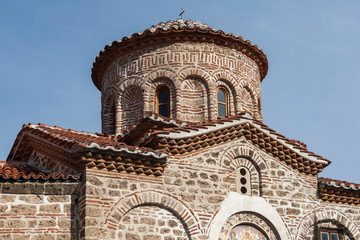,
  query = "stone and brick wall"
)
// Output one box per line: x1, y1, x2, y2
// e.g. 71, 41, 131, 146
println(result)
81, 138, 360, 239
0, 181, 78, 240
101, 42, 263, 134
